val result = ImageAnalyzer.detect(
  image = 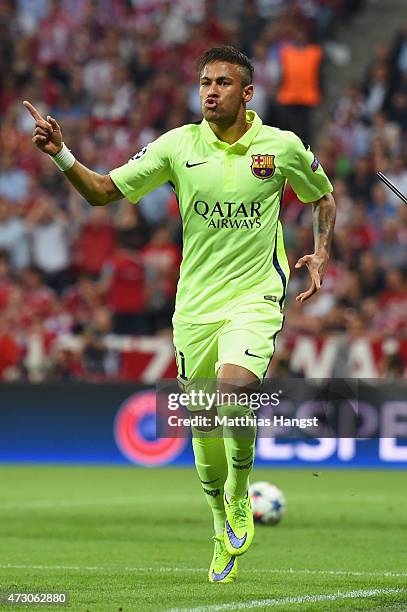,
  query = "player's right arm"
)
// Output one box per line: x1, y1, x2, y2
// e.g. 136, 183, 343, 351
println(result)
24, 100, 174, 206
23, 100, 124, 206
